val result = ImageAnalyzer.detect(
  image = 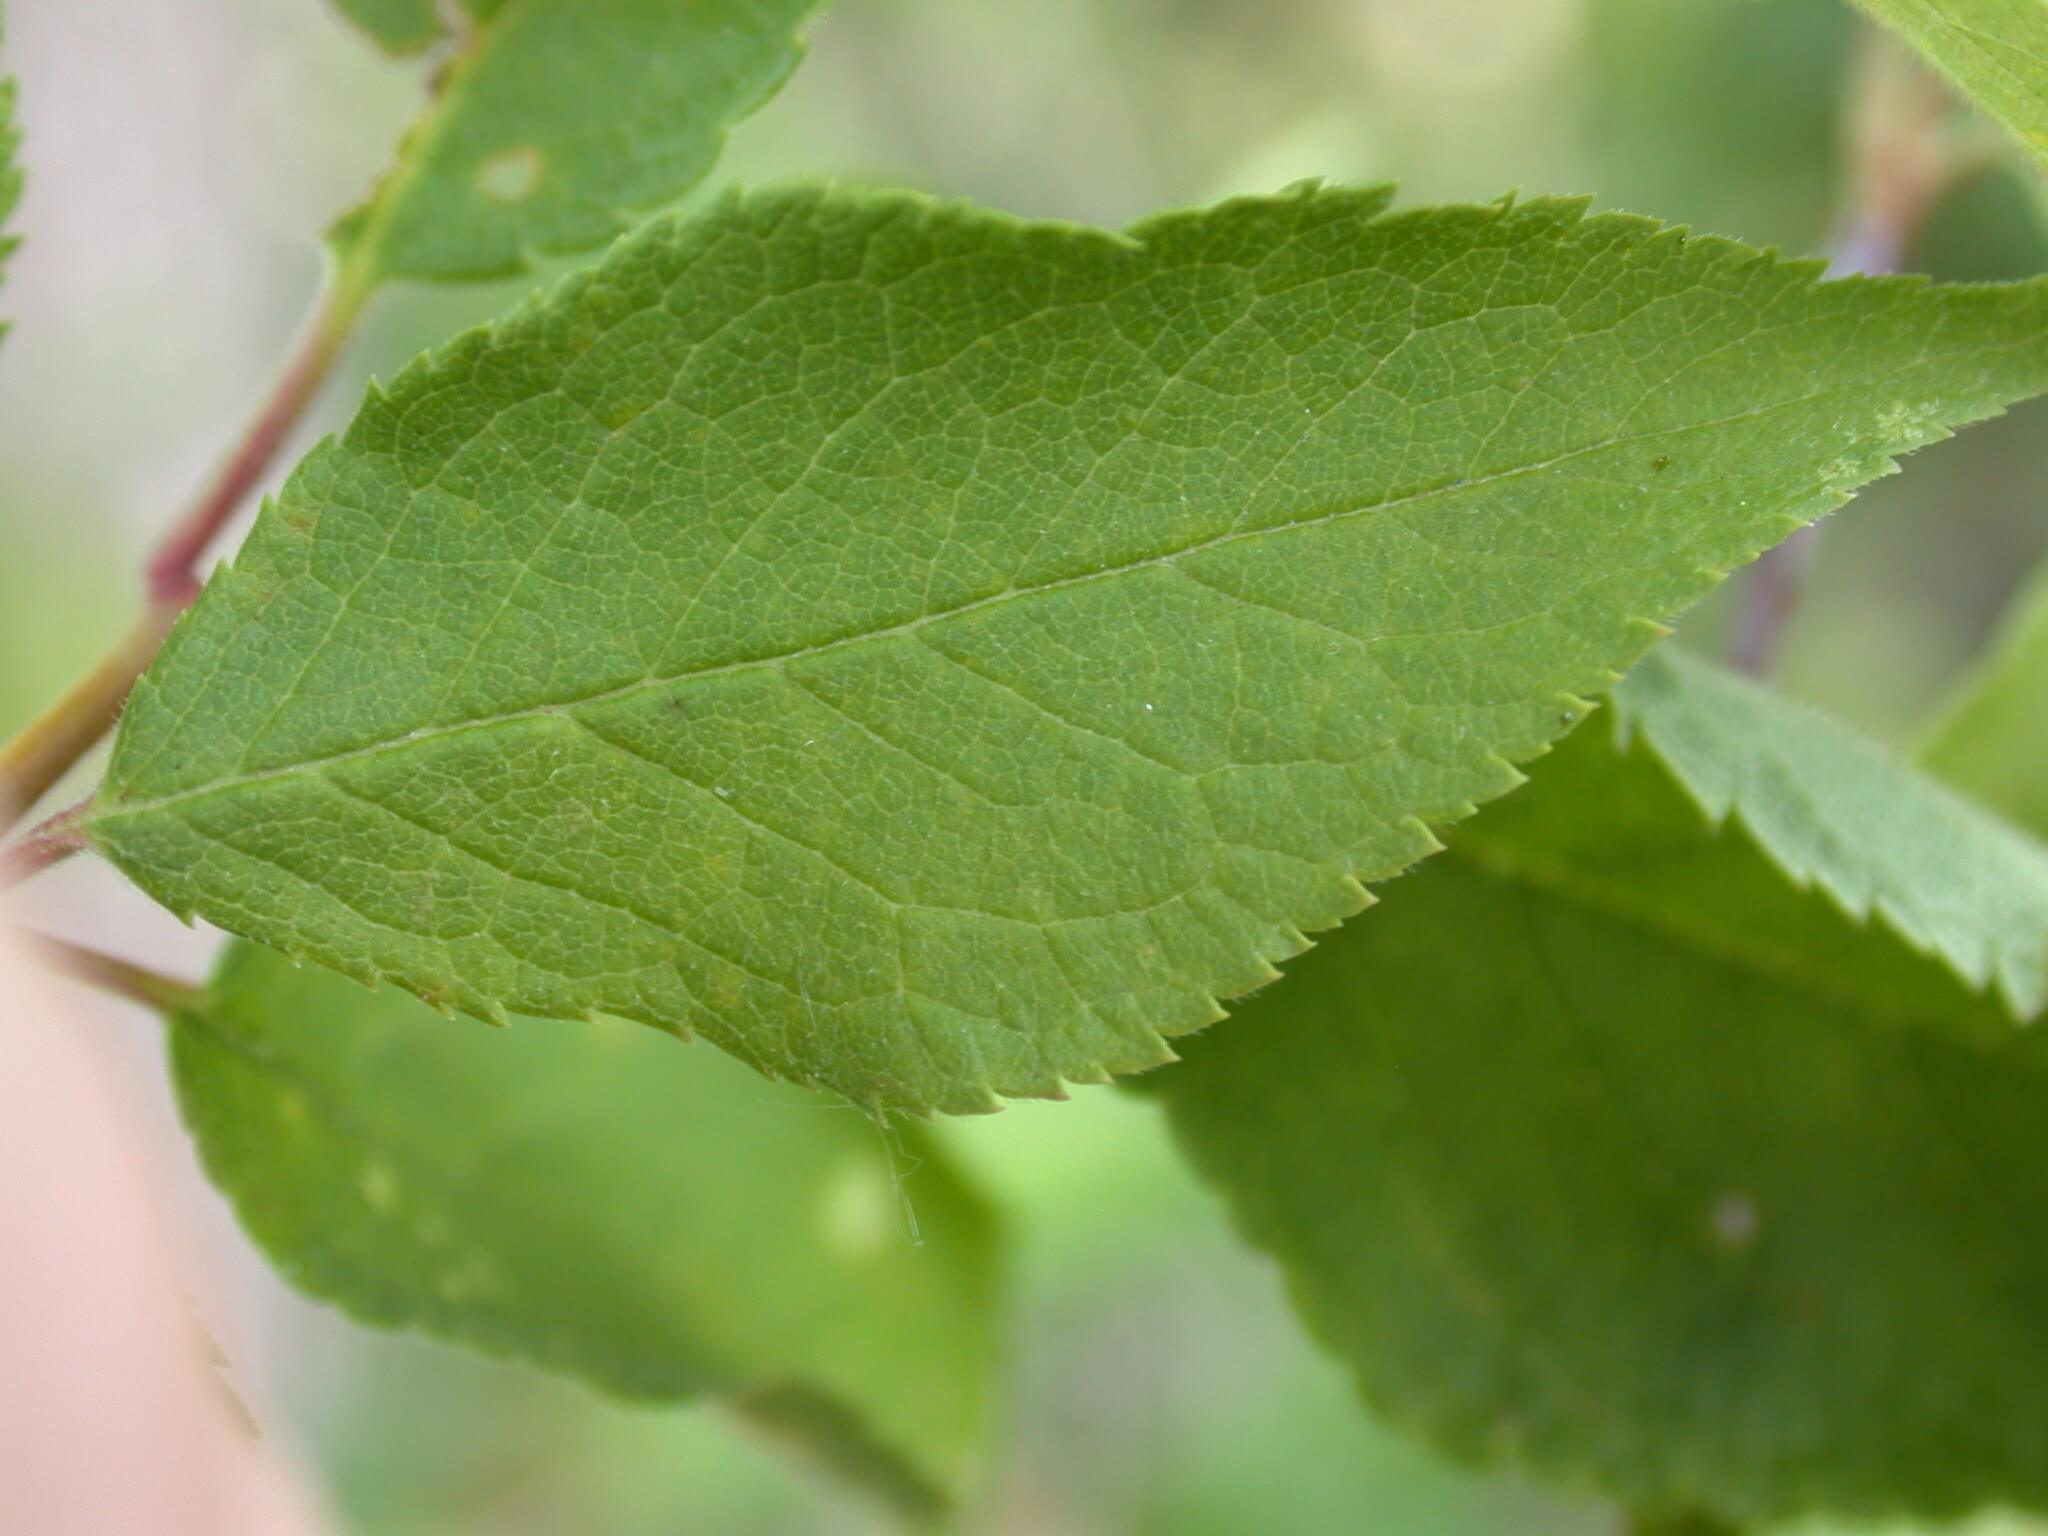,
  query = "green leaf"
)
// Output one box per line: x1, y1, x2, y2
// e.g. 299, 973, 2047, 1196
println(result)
87, 184, 2048, 1116
1148, 650, 2048, 1522
1918, 559, 2048, 833
1605, 647, 2048, 1017
330, 0, 444, 55
1849, 0, 2048, 167
173, 938, 1001, 1522
328, 0, 821, 287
